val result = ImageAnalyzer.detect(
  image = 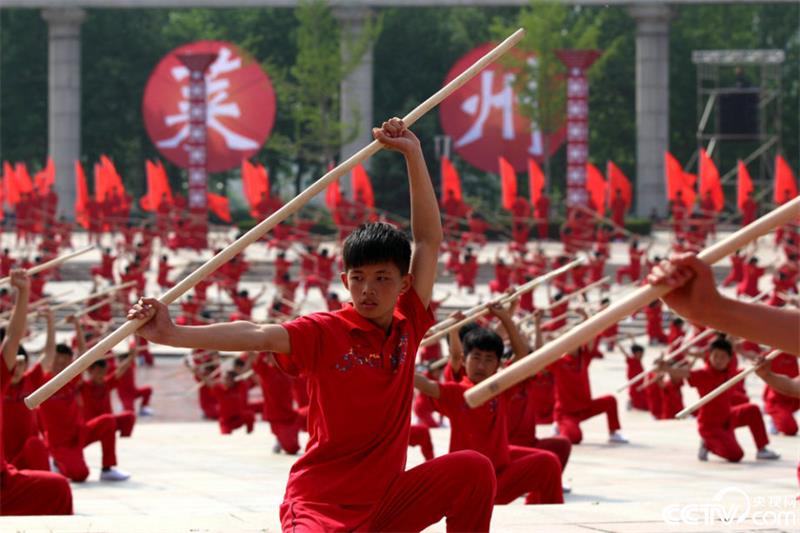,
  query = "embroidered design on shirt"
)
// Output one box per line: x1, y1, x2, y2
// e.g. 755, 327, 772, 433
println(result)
334, 349, 383, 372
390, 334, 409, 372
